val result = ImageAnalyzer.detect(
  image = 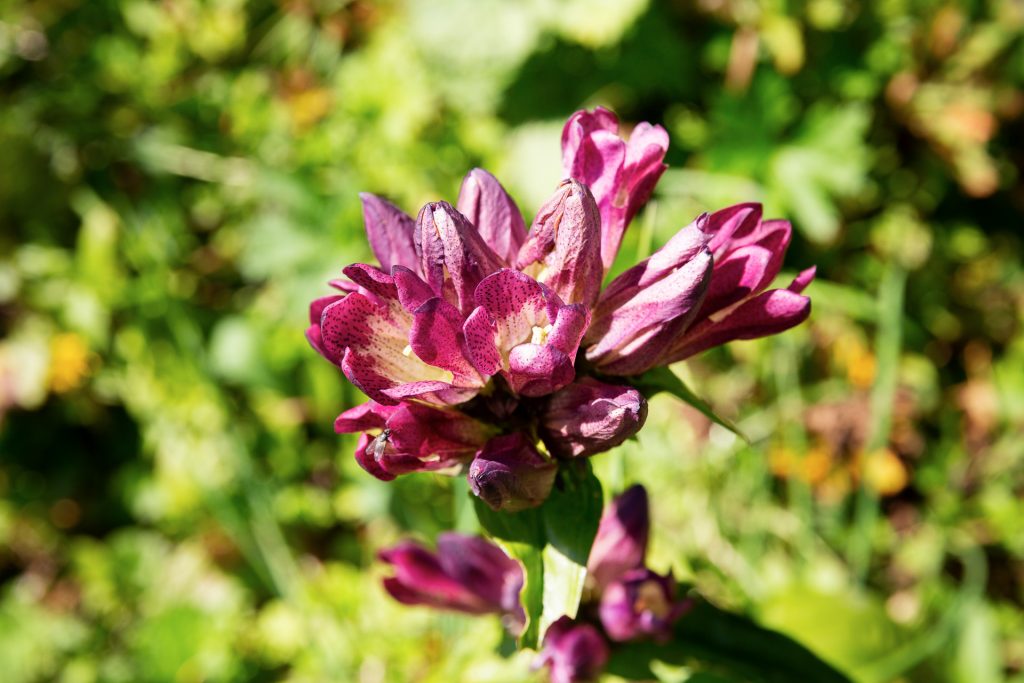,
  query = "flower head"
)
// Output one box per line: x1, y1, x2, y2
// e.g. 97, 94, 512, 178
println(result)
468, 433, 558, 512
